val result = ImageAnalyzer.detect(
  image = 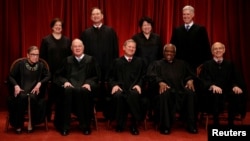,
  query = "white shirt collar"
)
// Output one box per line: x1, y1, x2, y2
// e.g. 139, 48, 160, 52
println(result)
185, 21, 194, 28
93, 23, 102, 28
124, 55, 133, 60
213, 57, 223, 63
75, 54, 84, 61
